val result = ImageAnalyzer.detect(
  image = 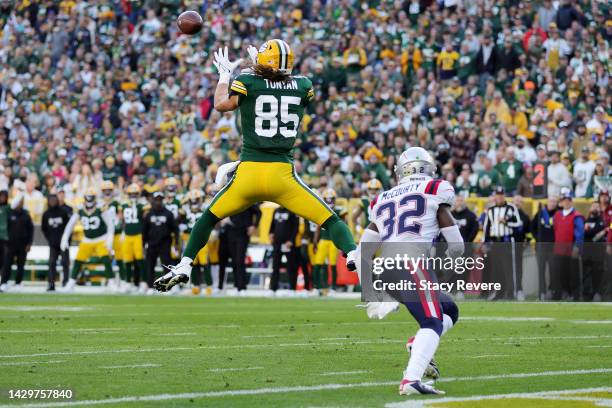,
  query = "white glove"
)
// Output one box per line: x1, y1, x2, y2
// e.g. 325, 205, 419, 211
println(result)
60, 238, 69, 252
247, 45, 258, 64
215, 160, 240, 187
213, 46, 242, 84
